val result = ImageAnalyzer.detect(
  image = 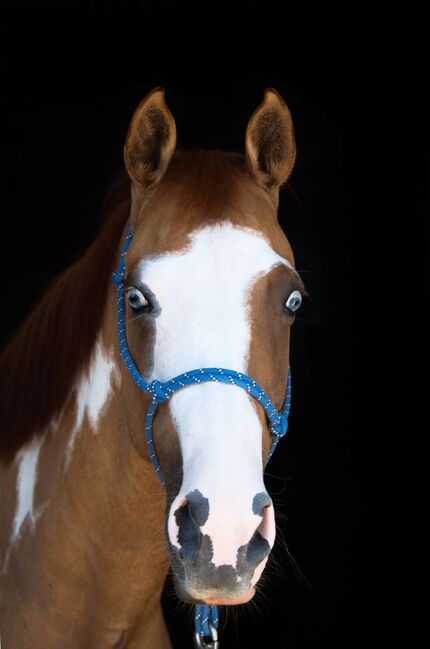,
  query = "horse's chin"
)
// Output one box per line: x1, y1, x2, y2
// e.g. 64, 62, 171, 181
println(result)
172, 578, 205, 605
172, 574, 256, 606
202, 589, 256, 605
